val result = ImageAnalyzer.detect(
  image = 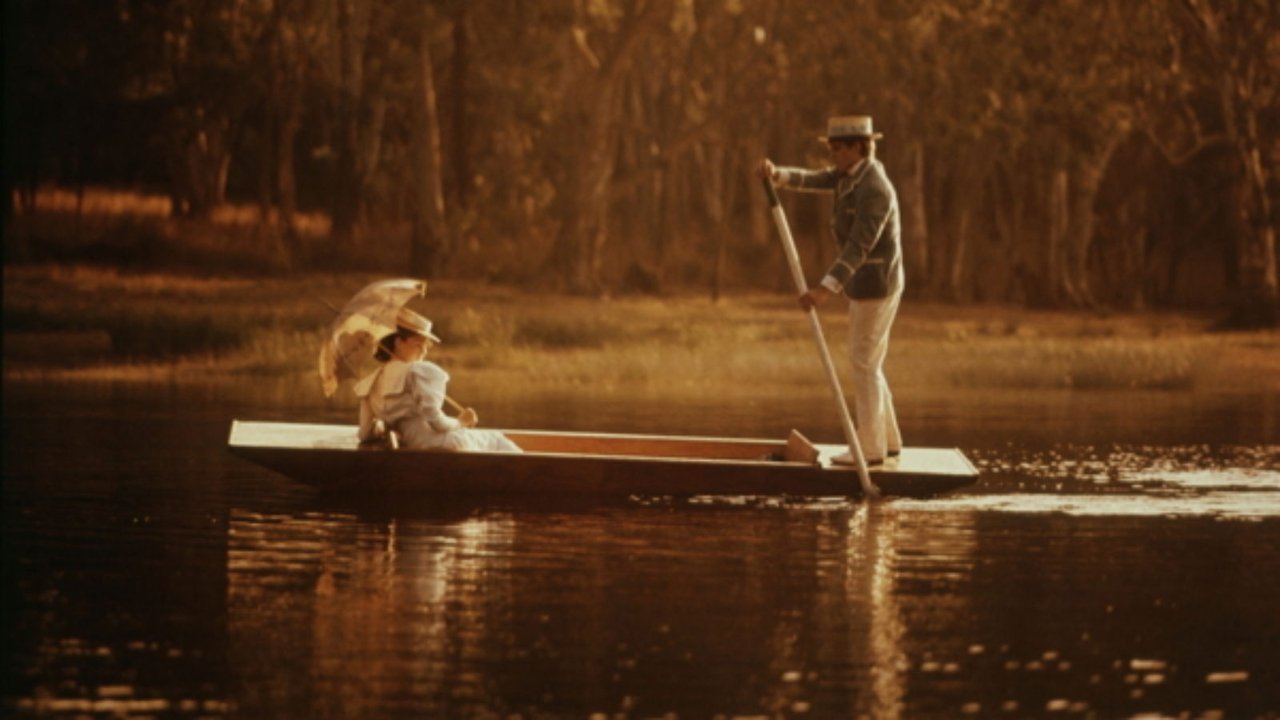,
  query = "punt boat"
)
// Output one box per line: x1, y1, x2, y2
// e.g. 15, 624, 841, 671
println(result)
228, 420, 978, 498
